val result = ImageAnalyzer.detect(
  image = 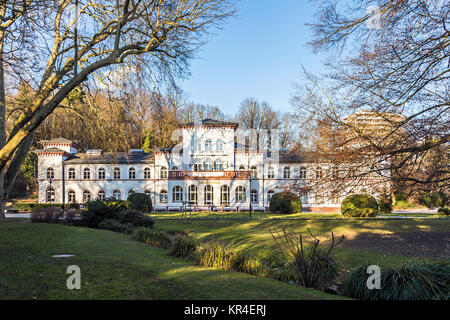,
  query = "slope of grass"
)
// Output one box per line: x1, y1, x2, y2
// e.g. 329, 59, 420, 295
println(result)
0, 221, 343, 300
